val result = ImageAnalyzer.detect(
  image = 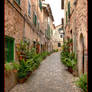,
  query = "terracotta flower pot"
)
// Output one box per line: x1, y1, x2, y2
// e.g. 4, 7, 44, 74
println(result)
19, 55, 23, 61
13, 69, 17, 73
68, 67, 73, 73
27, 72, 32, 77
18, 78, 26, 83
